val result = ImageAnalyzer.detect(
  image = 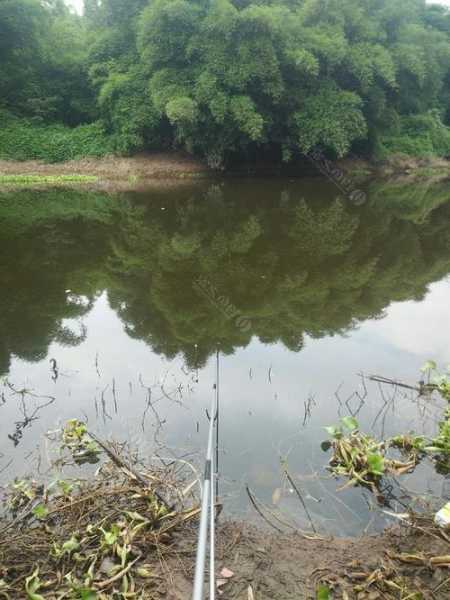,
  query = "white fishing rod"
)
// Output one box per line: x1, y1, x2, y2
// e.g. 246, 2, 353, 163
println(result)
192, 351, 220, 600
